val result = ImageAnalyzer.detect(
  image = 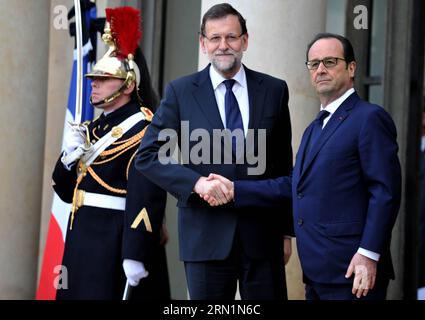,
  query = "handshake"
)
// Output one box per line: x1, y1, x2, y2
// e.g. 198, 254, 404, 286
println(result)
194, 174, 234, 206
